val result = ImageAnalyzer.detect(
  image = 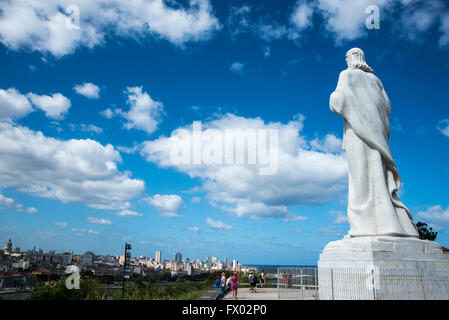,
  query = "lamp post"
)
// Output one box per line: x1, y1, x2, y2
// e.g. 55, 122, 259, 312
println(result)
121, 243, 131, 298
